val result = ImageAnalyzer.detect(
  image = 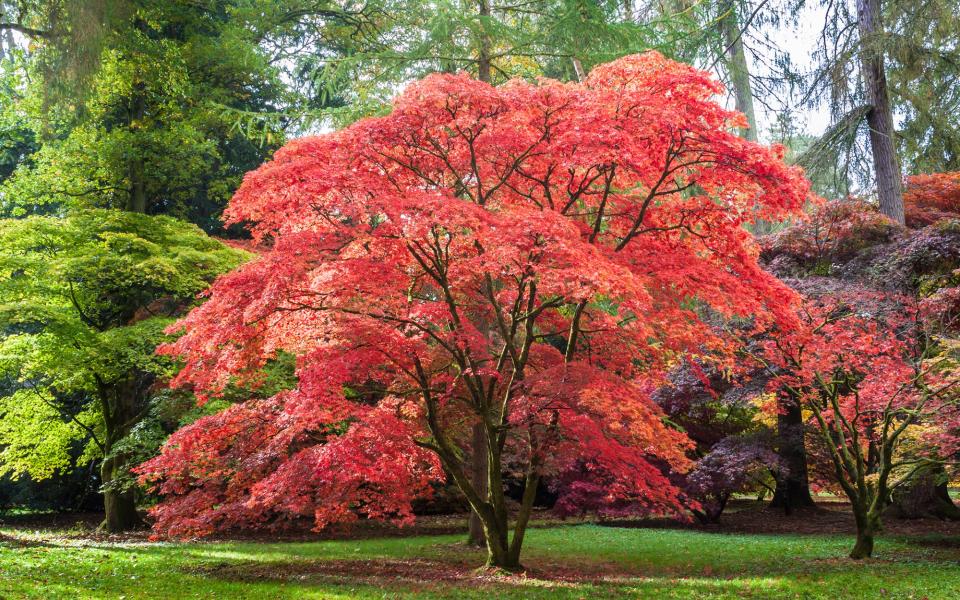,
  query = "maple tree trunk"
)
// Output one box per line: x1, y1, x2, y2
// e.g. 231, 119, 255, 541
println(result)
506, 471, 539, 566
856, 0, 904, 224
771, 395, 815, 512
469, 421, 539, 570
468, 424, 488, 547
850, 507, 880, 559
693, 492, 731, 524
472, 482, 516, 569
474, 470, 537, 570
482, 519, 514, 569
484, 530, 514, 569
